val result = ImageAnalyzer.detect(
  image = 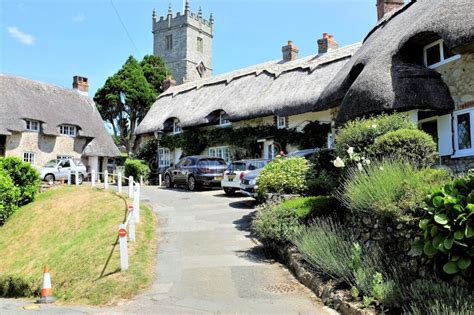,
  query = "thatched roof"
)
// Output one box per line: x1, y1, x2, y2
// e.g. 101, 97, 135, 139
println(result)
136, 43, 361, 135
317, 0, 474, 123
0, 74, 121, 157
